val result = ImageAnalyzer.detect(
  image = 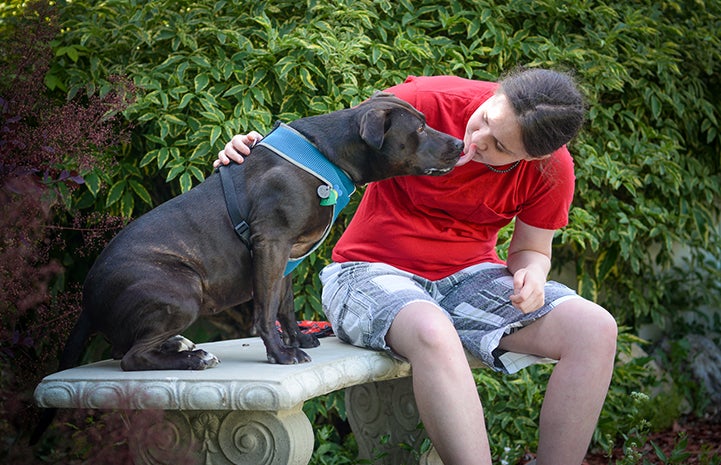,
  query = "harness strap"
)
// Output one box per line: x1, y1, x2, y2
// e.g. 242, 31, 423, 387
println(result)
217, 164, 251, 250
218, 122, 357, 276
